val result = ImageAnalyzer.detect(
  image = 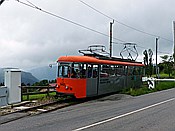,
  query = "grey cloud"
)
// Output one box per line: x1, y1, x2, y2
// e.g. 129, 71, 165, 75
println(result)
0, 0, 174, 69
